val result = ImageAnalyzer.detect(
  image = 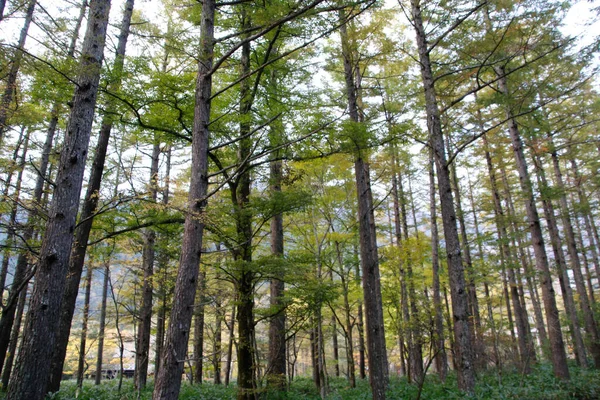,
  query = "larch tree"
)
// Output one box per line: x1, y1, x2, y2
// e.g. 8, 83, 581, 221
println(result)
6, 0, 112, 398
